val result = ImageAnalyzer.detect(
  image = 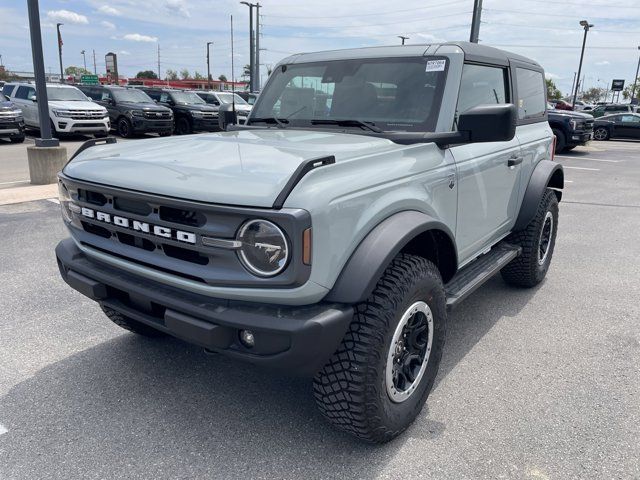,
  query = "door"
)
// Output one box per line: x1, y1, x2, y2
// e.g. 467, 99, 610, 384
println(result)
95, 89, 116, 122
450, 63, 523, 264
616, 114, 640, 138
13, 86, 38, 126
